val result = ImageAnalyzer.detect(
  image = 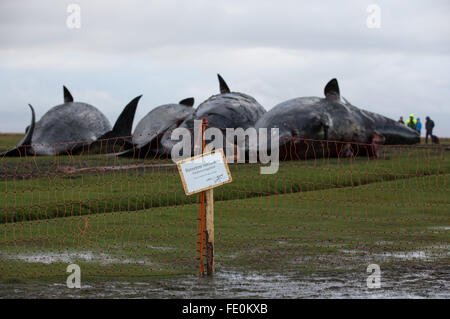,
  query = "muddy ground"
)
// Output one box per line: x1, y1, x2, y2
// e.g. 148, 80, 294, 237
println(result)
0, 264, 448, 299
